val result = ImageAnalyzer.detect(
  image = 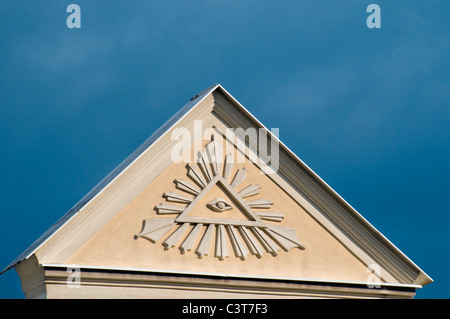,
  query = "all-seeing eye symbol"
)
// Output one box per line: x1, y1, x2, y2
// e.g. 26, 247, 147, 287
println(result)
206, 198, 233, 212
